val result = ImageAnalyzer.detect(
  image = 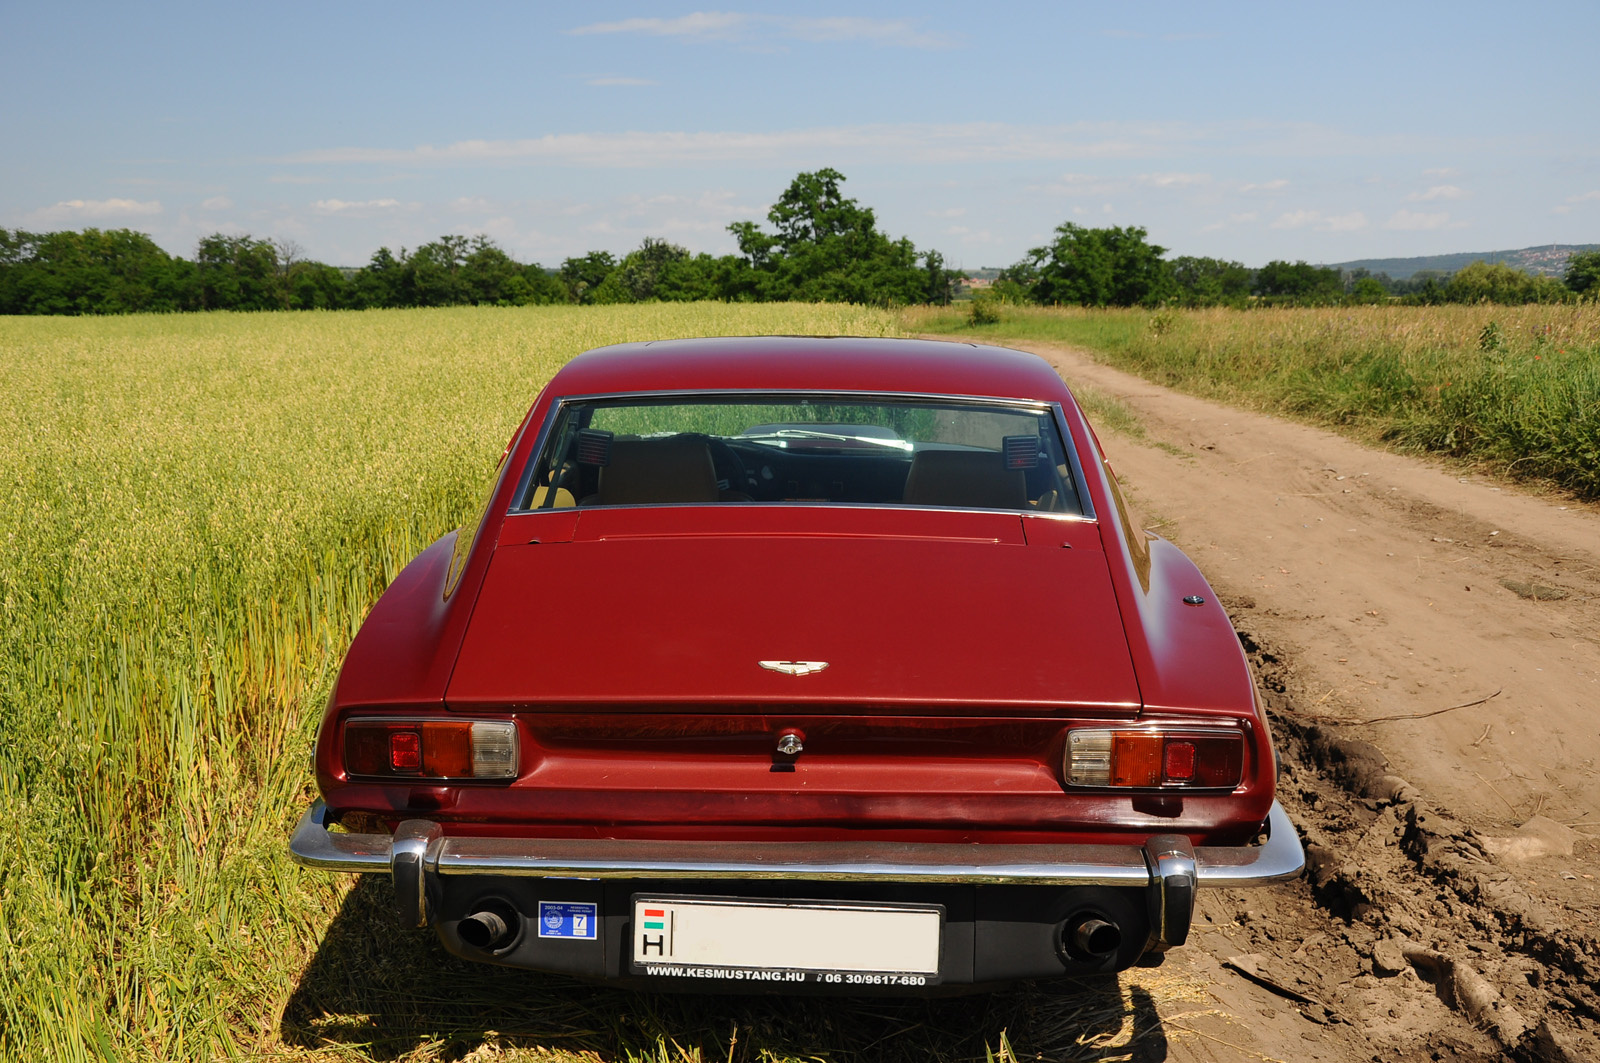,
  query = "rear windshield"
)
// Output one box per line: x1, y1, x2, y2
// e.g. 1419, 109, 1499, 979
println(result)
519, 395, 1083, 514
